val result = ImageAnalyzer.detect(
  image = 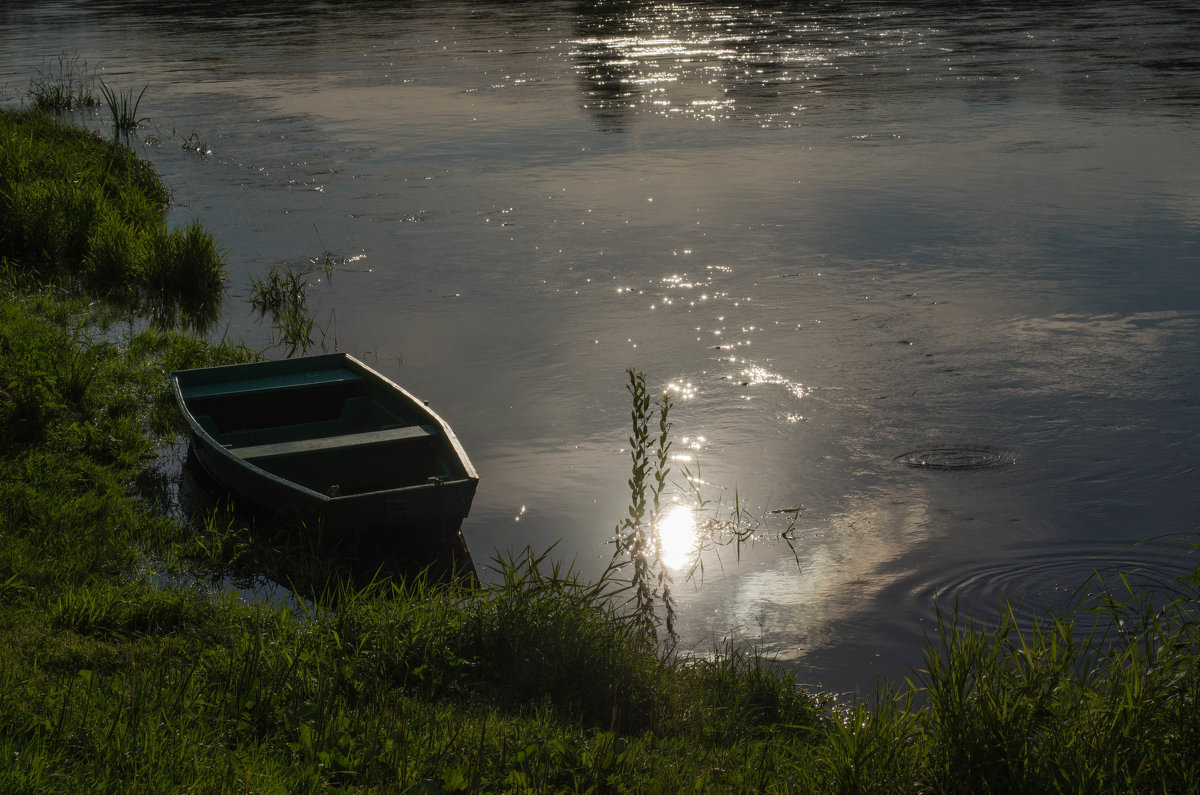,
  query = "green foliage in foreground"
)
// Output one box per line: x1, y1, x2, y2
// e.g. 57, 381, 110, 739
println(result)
0, 108, 225, 329
2, 108, 1200, 794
